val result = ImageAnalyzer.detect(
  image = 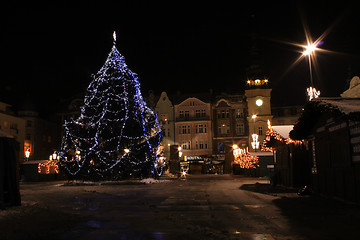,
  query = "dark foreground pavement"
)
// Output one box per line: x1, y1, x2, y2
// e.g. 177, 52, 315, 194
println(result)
1, 175, 360, 240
